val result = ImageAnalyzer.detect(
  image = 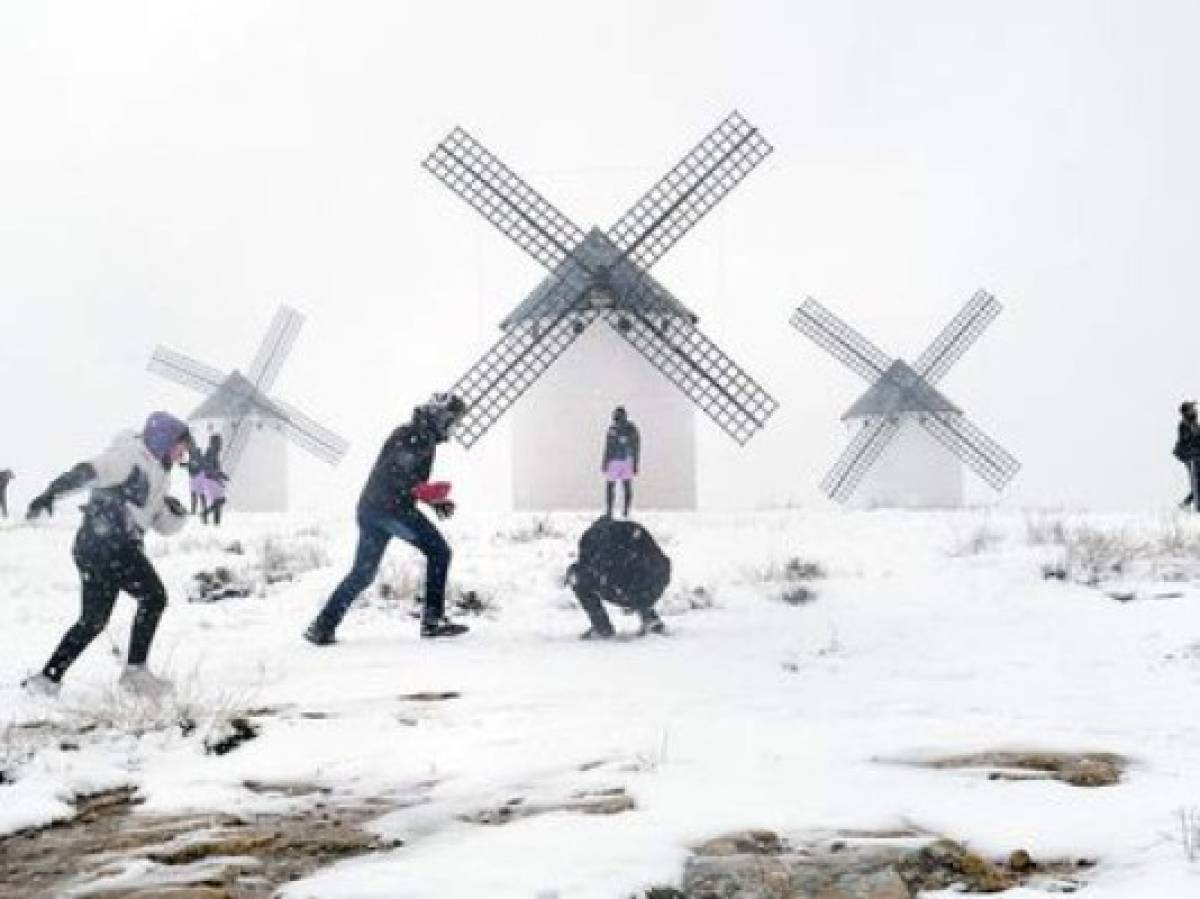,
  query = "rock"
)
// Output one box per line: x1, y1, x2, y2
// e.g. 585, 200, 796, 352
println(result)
1060, 757, 1121, 787
915, 749, 1125, 788
684, 849, 909, 898
898, 839, 1014, 893
1009, 848, 1034, 873
148, 830, 275, 864
203, 717, 259, 756
465, 788, 635, 825
694, 830, 784, 857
